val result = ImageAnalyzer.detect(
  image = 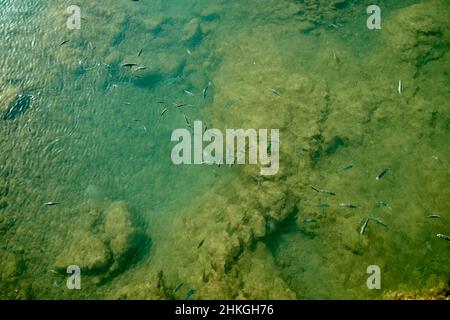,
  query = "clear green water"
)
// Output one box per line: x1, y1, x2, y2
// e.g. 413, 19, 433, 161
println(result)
0, 0, 449, 299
